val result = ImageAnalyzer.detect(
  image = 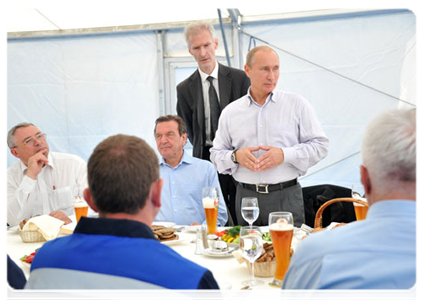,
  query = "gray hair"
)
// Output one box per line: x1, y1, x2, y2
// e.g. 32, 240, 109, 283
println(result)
362, 109, 416, 189
184, 20, 216, 47
7, 122, 36, 149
